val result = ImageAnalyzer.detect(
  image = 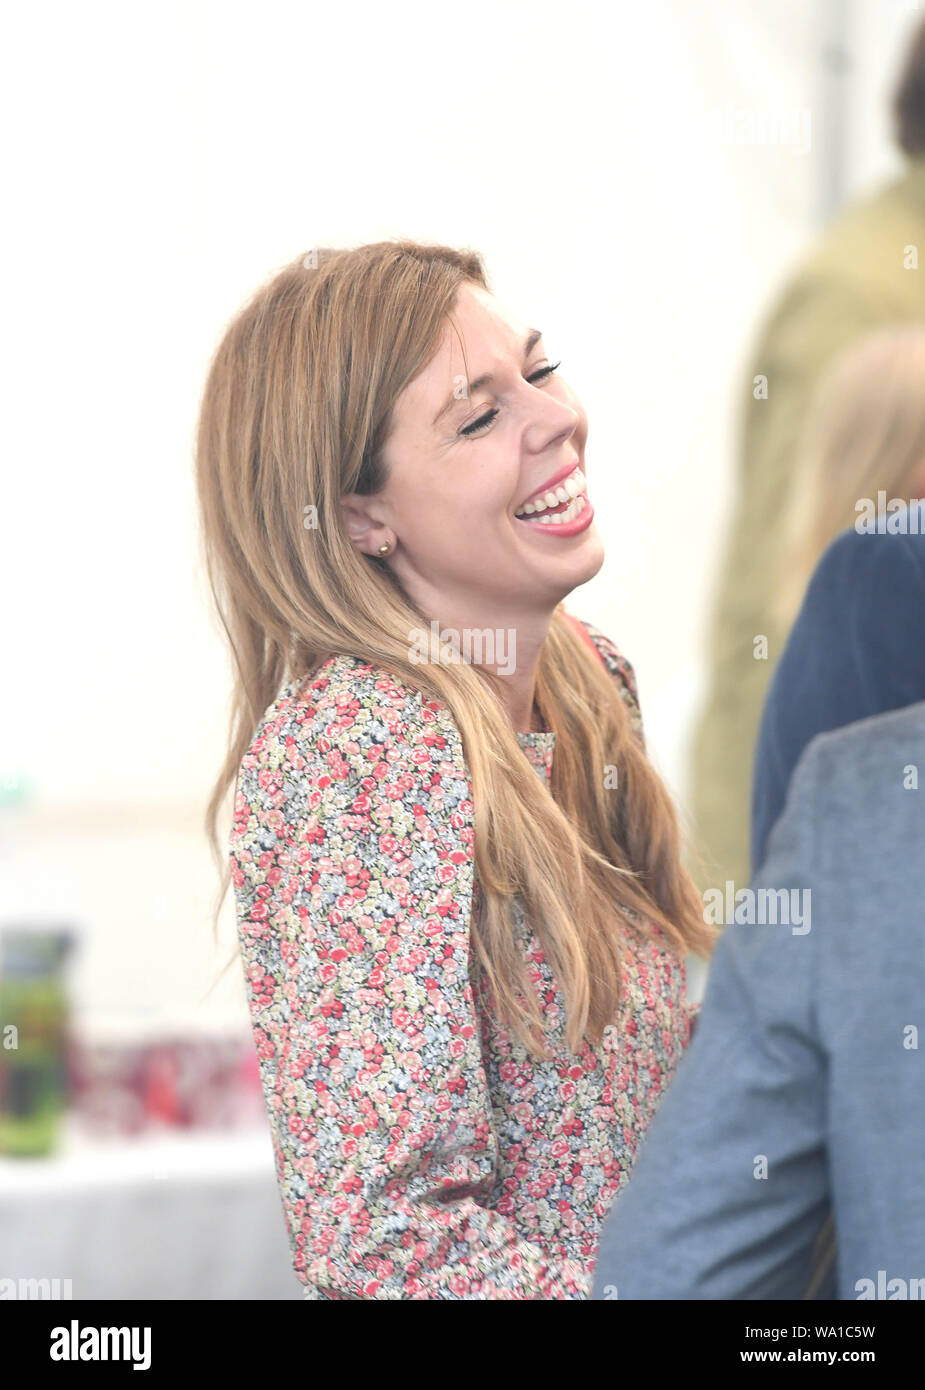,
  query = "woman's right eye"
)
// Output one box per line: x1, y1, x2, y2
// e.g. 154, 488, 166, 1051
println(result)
459, 408, 500, 437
